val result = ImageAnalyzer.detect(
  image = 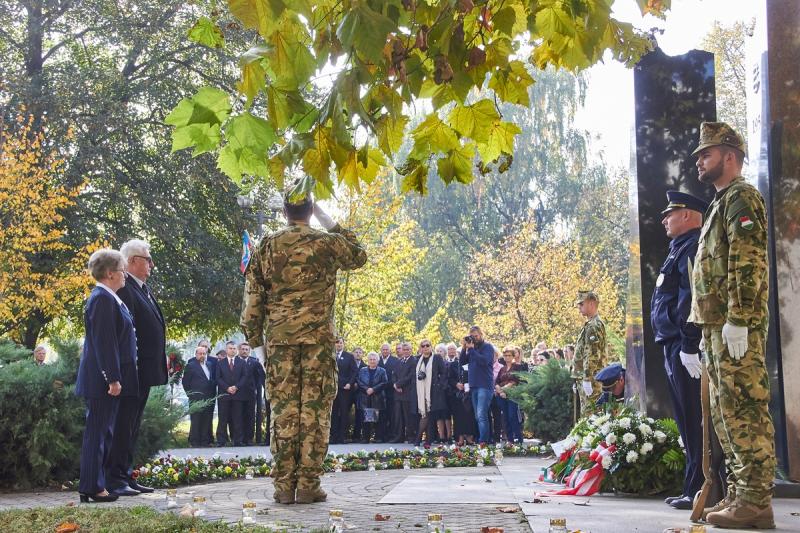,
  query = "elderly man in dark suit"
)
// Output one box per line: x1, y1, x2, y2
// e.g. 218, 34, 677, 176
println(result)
76, 248, 137, 503
330, 338, 358, 444
377, 342, 399, 442
216, 344, 249, 446
391, 342, 418, 443
106, 239, 168, 496
182, 345, 218, 447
